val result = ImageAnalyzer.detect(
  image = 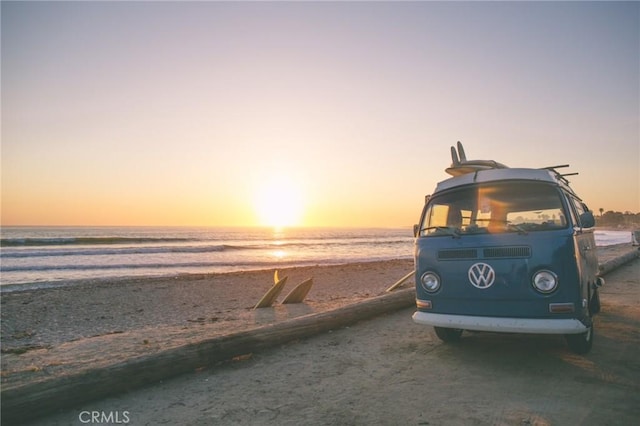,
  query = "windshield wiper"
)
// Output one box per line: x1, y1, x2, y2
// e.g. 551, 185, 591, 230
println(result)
507, 222, 529, 235
420, 226, 461, 238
